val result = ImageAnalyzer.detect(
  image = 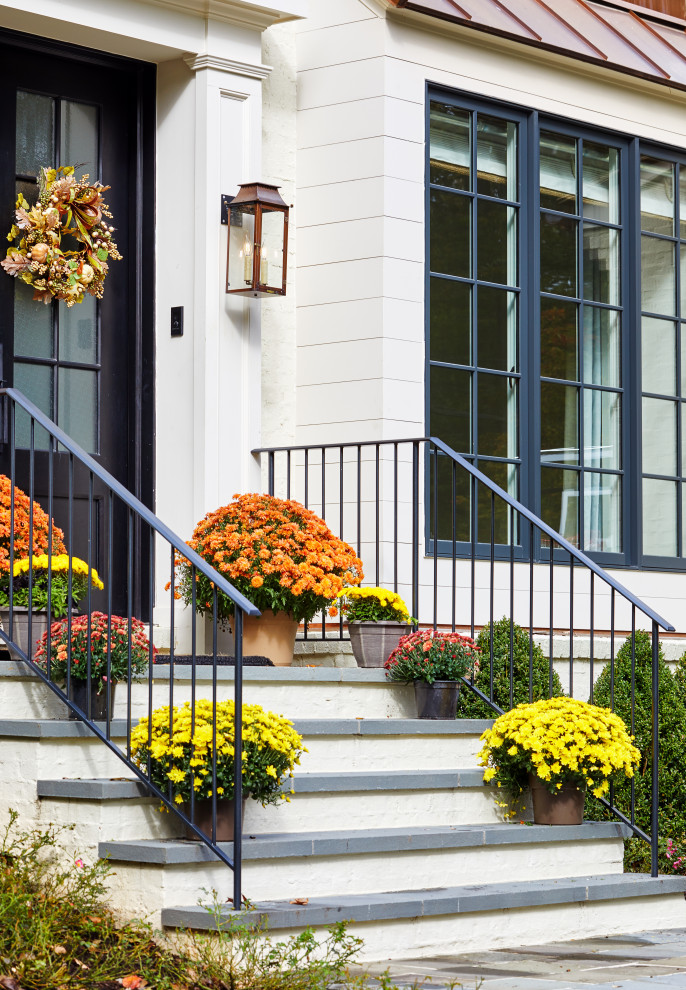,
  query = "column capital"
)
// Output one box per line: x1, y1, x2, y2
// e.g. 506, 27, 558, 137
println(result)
183, 52, 273, 79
